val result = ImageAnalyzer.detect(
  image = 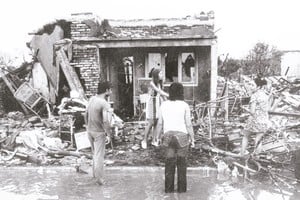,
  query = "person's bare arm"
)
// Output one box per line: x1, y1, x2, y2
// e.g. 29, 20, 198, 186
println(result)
102, 107, 113, 141
242, 97, 256, 117
150, 82, 169, 97
185, 105, 195, 147
249, 100, 255, 115
84, 109, 88, 126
